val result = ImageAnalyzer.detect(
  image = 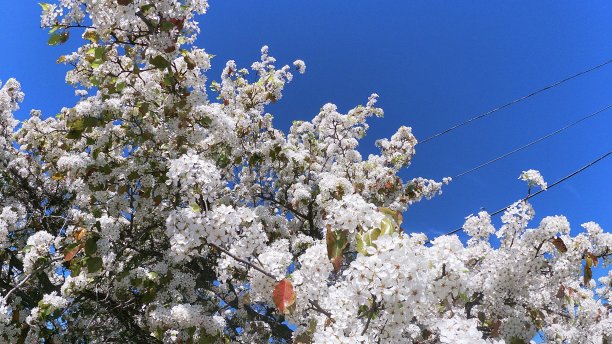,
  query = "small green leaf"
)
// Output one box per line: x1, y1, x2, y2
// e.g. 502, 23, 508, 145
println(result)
201, 116, 212, 127
380, 218, 395, 235
66, 129, 83, 140
160, 21, 175, 31
94, 47, 105, 59
84, 237, 97, 256
190, 203, 201, 213
127, 171, 139, 181
49, 25, 61, 34
38, 3, 52, 11
356, 232, 366, 255
84, 30, 99, 43
370, 227, 381, 241
48, 31, 69, 46
150, 55, 170, 69
86, 257, 103, 273
140, 4, 155, 12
